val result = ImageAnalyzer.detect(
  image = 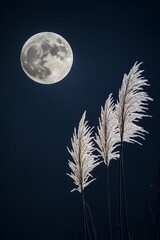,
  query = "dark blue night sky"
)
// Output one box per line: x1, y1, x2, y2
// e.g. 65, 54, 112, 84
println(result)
1, 1, 160, 240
